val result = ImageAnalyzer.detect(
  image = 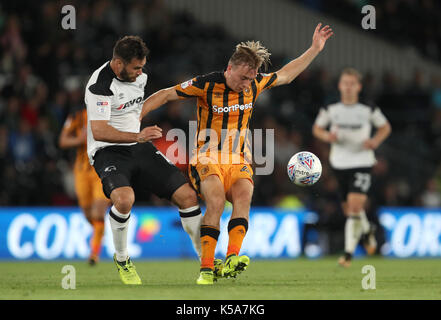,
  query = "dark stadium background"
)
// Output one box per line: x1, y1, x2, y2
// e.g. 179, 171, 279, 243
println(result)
1, 0, 441, 256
